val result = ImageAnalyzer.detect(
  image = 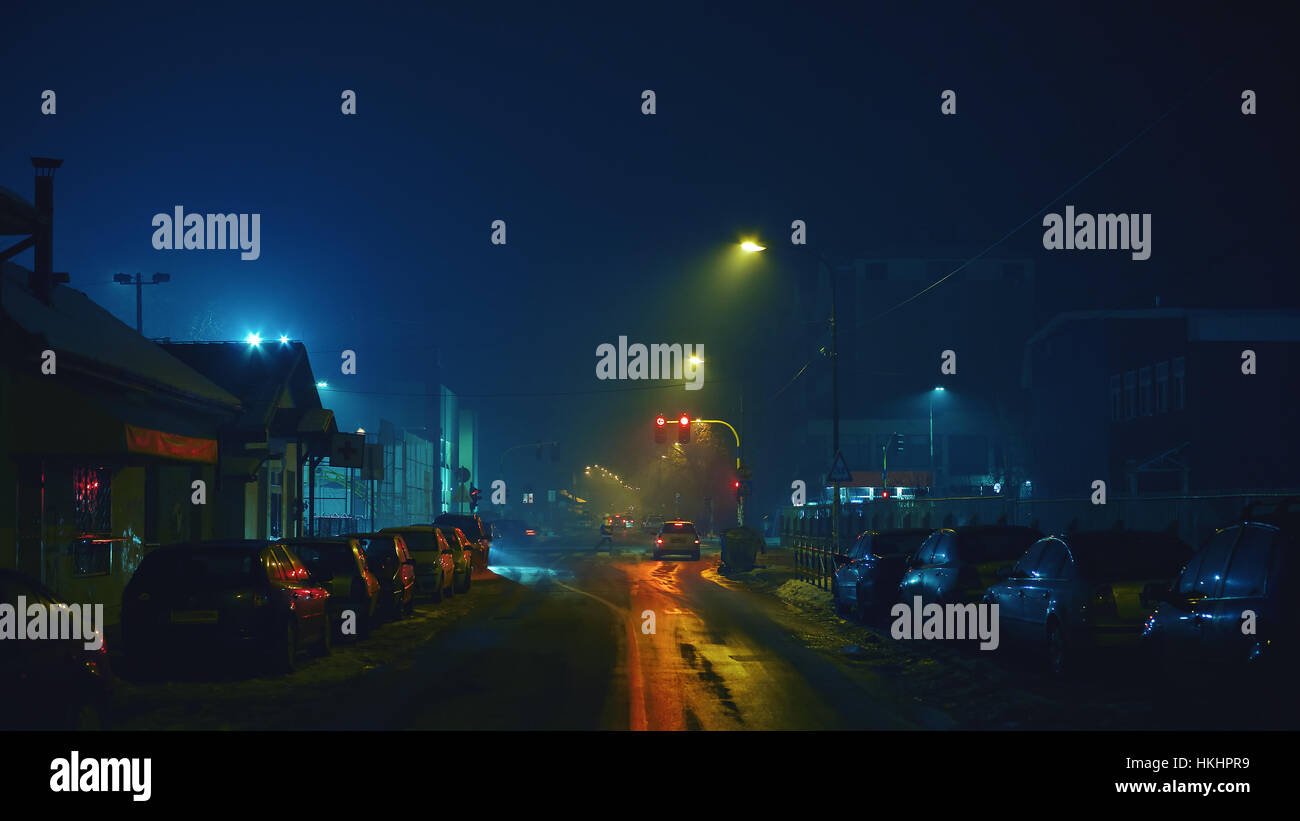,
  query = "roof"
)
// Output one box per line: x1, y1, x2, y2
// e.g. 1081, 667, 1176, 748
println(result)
0, 185, 38, 235
159, 341, 322, 427
2, 261, 241, 410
